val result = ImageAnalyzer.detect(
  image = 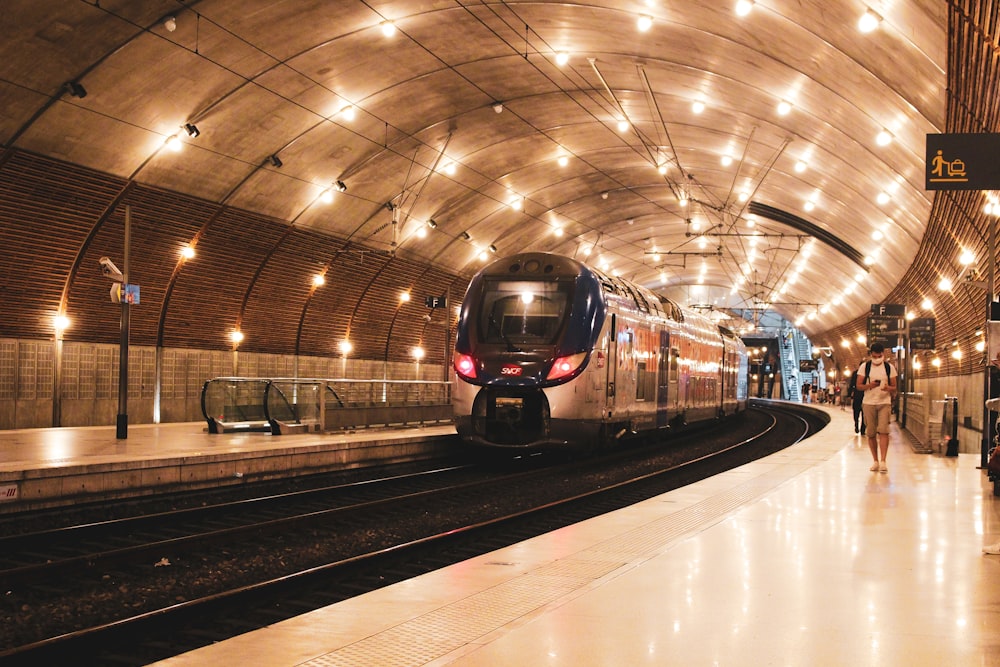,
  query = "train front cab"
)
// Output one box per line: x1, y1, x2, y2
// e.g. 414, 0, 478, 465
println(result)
451, 255, 606, 451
